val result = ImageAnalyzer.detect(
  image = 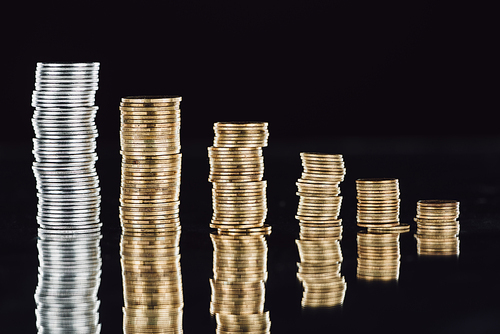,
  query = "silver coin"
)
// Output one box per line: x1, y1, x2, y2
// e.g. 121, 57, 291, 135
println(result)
33, 139, 97, 146
35, 71, 100, 78
35, 106, 99, 112
37, 62, 99, 67
33, 164, 97, 171
31, 90, 96, 95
